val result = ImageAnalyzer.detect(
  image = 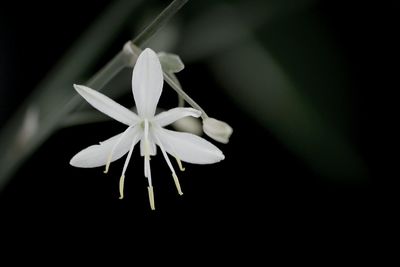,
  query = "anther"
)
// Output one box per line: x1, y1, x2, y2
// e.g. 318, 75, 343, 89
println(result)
119, 175, 126, 199
147, 186, 155, 210
175, 157, 185, 171
172, 173, 183, 195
